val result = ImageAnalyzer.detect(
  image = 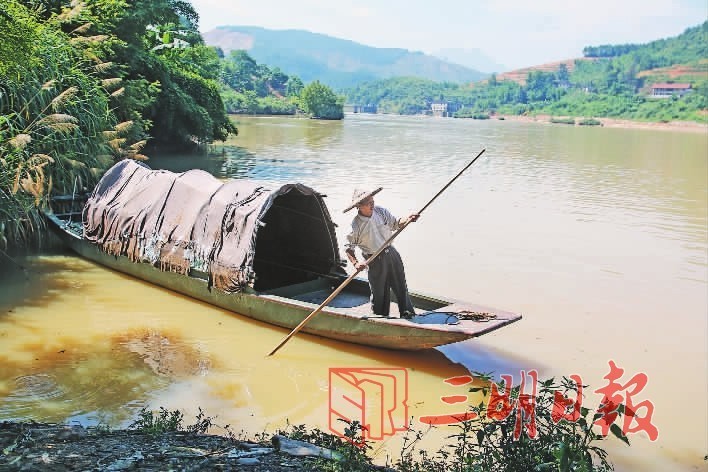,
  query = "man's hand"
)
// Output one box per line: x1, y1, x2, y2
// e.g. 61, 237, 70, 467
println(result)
355, 261, 368, 271
407, 213, 420, 224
